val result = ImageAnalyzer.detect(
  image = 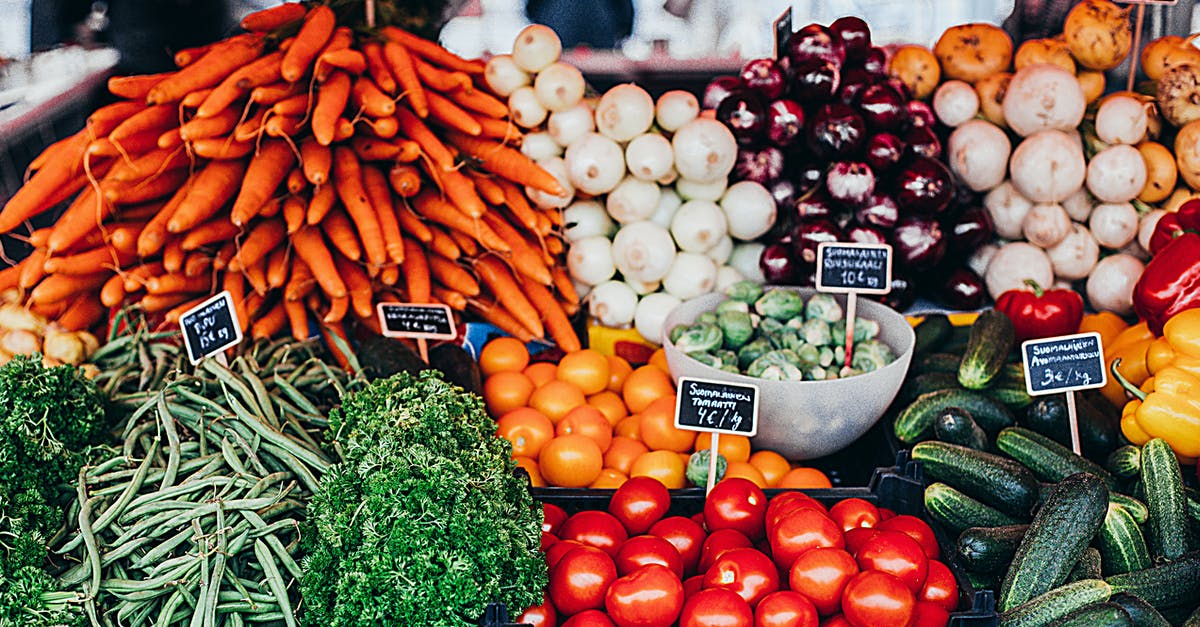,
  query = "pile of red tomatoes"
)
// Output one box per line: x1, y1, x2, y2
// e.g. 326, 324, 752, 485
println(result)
523, 477, 959, 627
